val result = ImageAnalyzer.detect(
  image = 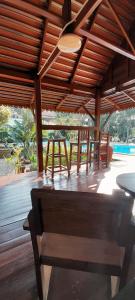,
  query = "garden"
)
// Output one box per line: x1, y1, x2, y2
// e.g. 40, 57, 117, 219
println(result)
0, 105, 135, 176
